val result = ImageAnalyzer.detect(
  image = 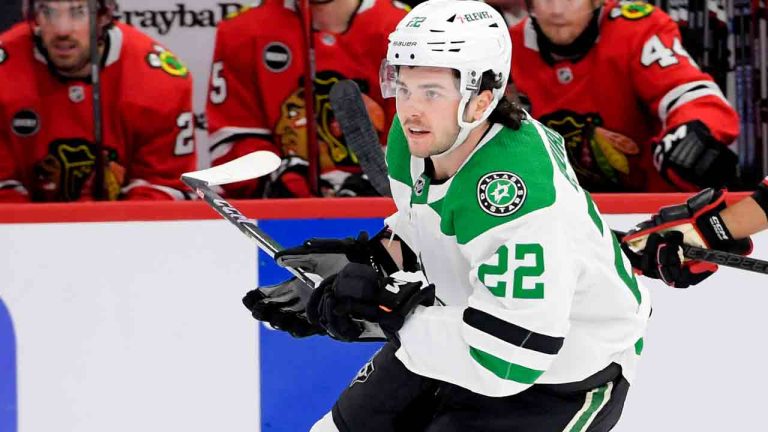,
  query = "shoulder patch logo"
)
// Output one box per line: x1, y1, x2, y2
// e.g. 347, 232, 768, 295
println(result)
0, 47, 7, 65
413, 176, 426, 196
263, 42, 292, 72
610, 1, 654, 20
477, 171, 527, 217
11, 110, 40, 137
225, 4, 253, 20
146, 45, 189, 78
68, 85, 85, 103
